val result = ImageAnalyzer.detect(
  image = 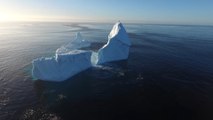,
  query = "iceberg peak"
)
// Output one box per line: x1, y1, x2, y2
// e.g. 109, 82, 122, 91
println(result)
74, 32, 84, 42
93, 21, 131, 64
56, 32, 90, 55
108, 22, 131, 46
